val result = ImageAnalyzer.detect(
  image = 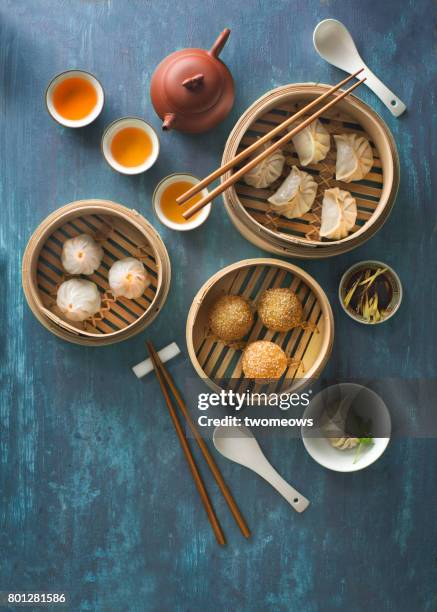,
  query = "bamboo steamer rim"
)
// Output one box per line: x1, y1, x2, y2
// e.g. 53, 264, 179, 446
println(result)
222, 83, 400, 252
24, 277, 167, 343
186, 258, 334, 393
225, 186, 394, 258
22, 199, 171, 345
225, 185, 394, 259
23, 281, 164, 345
